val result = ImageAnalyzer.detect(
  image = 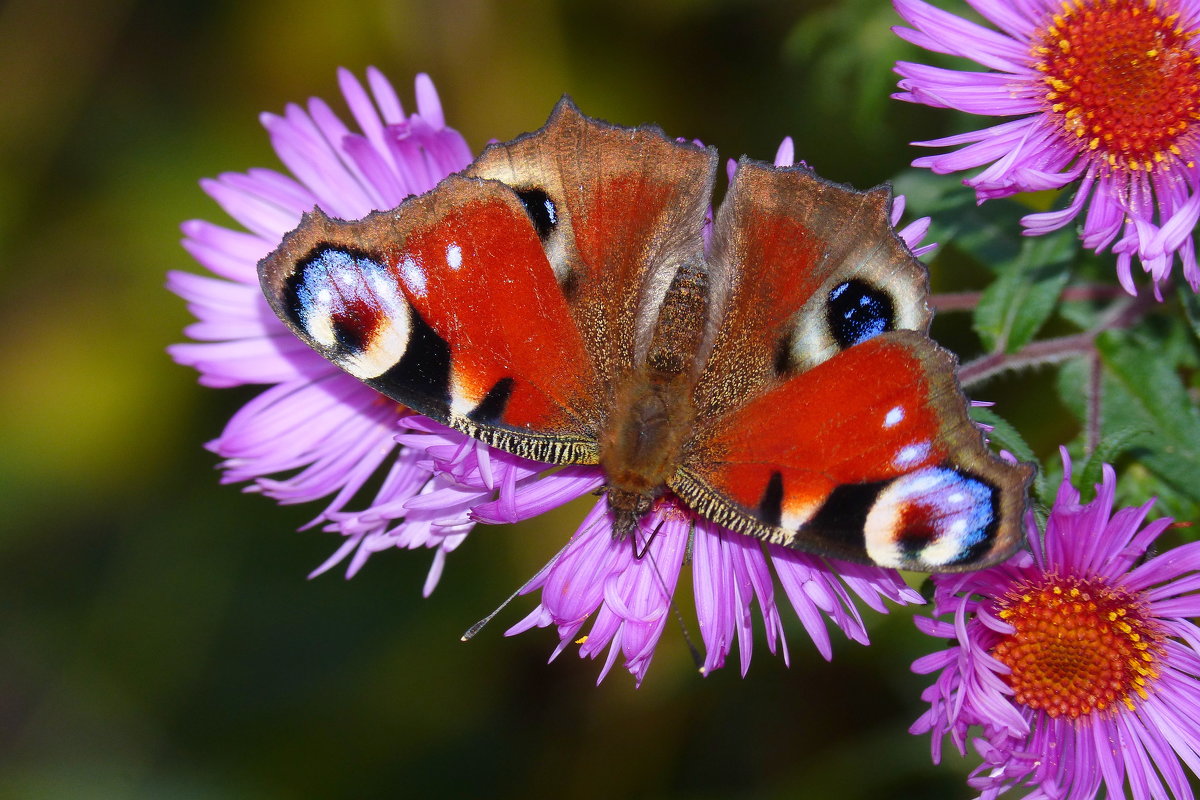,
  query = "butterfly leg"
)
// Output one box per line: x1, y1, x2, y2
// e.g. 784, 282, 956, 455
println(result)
632, 516, 667, 560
